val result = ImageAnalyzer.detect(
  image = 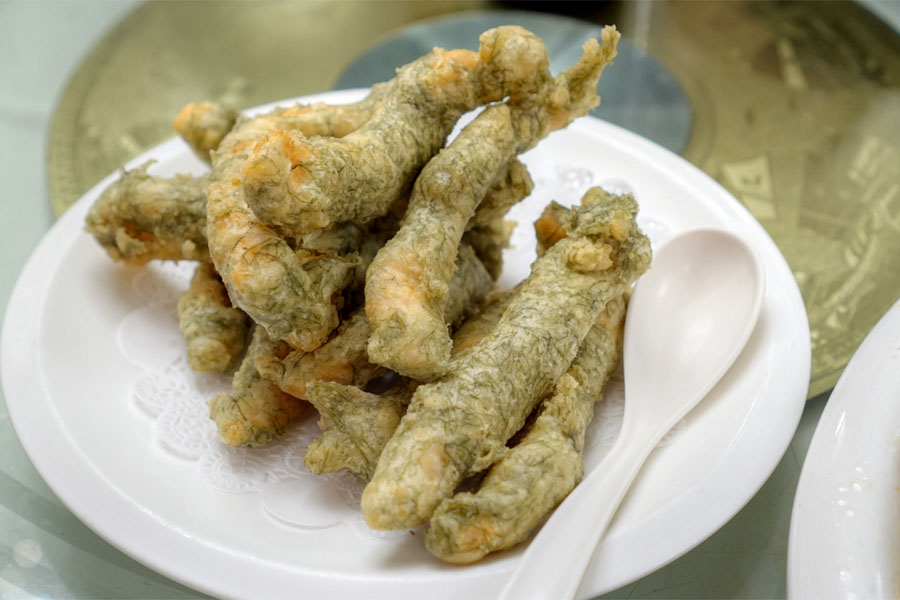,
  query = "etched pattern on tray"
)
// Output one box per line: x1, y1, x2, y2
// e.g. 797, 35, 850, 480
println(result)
114, 165, 683, 542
